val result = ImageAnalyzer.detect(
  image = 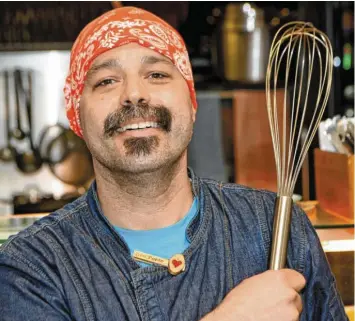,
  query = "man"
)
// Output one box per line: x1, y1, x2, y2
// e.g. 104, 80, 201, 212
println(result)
0, 6, 348, 321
